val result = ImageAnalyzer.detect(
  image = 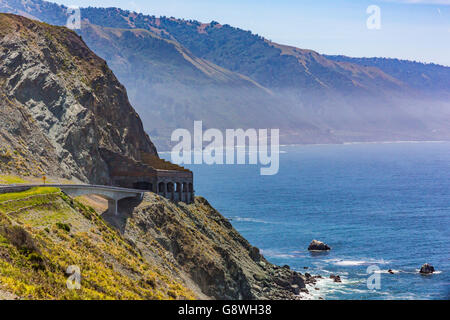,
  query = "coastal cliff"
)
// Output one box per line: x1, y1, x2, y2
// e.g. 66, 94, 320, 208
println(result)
0, 14, 310, 300
0, 13, 157, 183
106, 194, 308, 300
0, 186, 310, 300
